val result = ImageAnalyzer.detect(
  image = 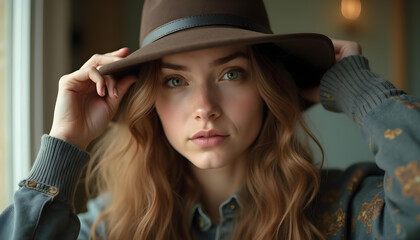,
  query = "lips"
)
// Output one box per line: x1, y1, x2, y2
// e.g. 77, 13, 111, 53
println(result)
190, 129, 229, 147
191, 129, 228, 139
